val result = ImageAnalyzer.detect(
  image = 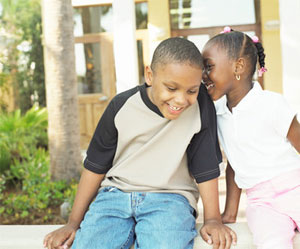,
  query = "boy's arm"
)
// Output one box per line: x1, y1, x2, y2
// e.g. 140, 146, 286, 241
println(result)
198, 178, 237, 249
68, 168, 105, 228
198, 178, 221, 223
287, 116, 300, 153
222, 162, 242, 224
44, 168, 105, 249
